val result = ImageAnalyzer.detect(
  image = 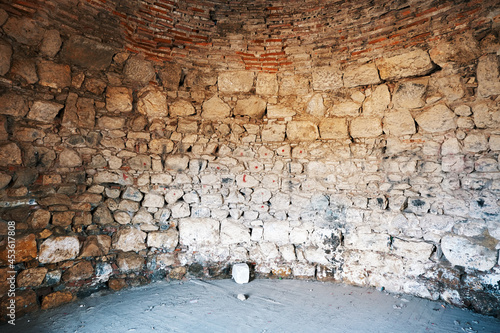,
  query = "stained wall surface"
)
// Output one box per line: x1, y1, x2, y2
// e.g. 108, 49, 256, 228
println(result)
0, 0, 500, 319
